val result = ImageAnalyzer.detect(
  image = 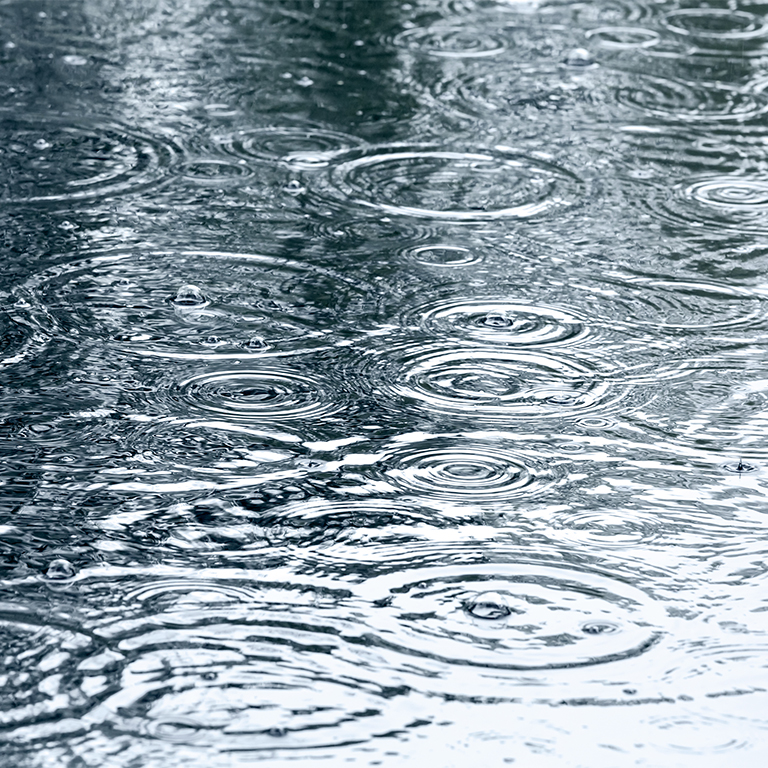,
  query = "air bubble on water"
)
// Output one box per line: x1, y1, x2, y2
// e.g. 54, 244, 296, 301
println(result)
464, 591, 513, 621
243, 336, 268, 350
564, 47, 595, 67
582, 621, 619, 635
172, 284, 207, 307
284, 179, 306, 196
45, 558, 77, 581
